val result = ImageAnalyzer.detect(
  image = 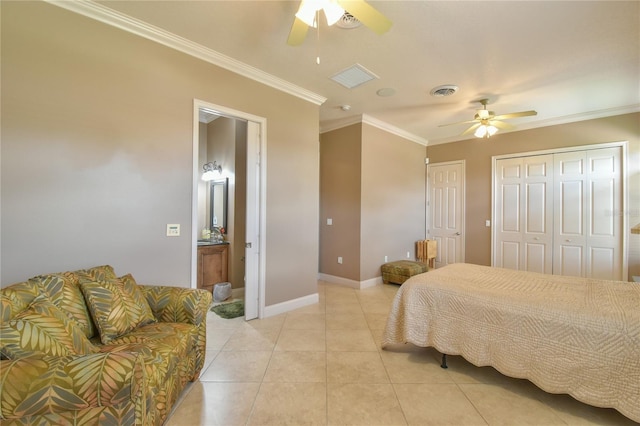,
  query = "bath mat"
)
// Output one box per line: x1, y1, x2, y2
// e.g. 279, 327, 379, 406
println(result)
211, 300, 244, 319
